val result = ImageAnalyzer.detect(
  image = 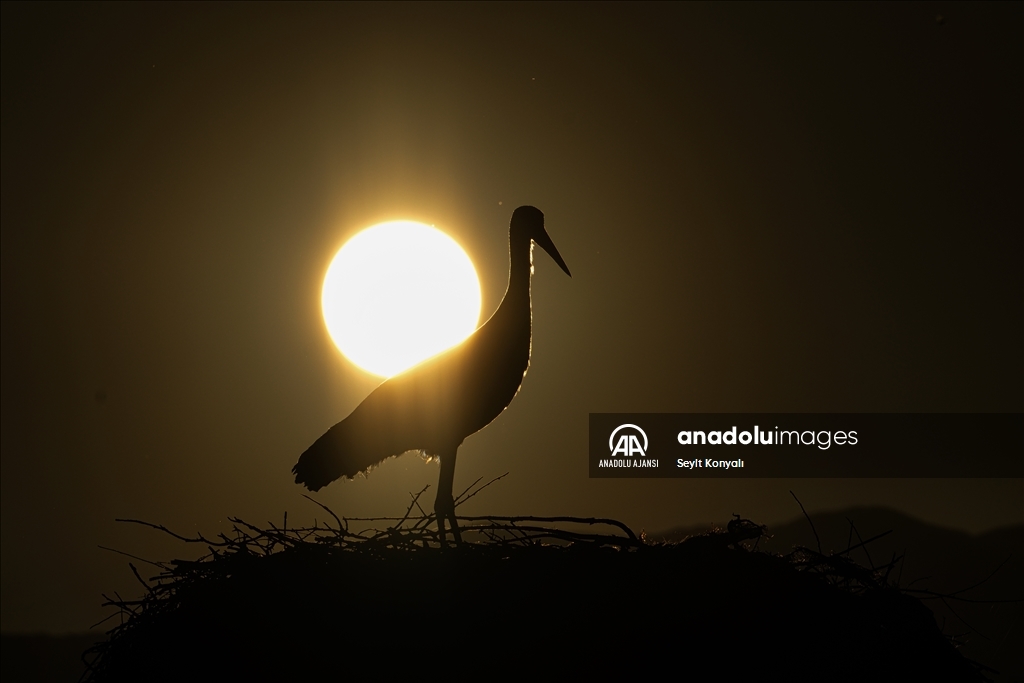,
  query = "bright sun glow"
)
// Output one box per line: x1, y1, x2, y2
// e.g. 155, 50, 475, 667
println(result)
322, 221, 482, 378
